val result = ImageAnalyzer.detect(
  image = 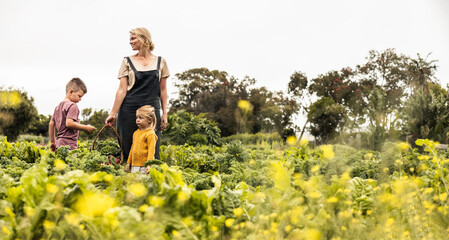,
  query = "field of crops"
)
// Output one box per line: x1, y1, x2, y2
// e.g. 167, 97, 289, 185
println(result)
0, 137, 448, 239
